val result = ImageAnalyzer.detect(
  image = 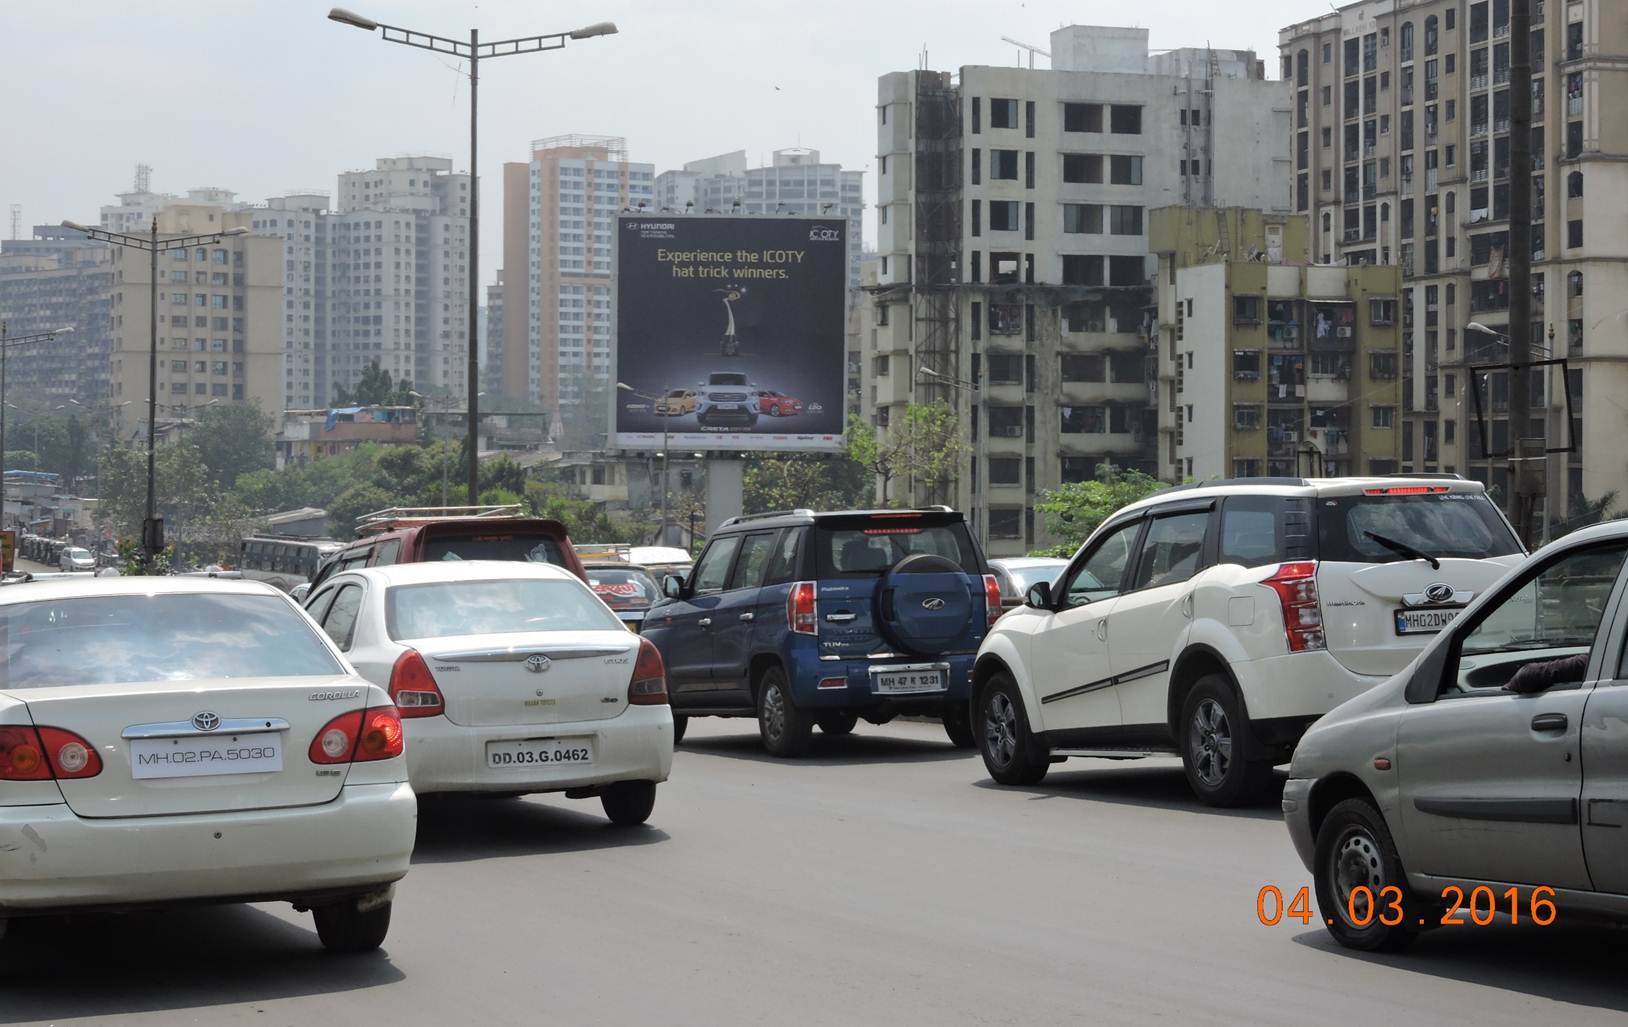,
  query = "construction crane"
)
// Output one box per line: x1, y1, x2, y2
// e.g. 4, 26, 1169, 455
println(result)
999, 36, 1050, 70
